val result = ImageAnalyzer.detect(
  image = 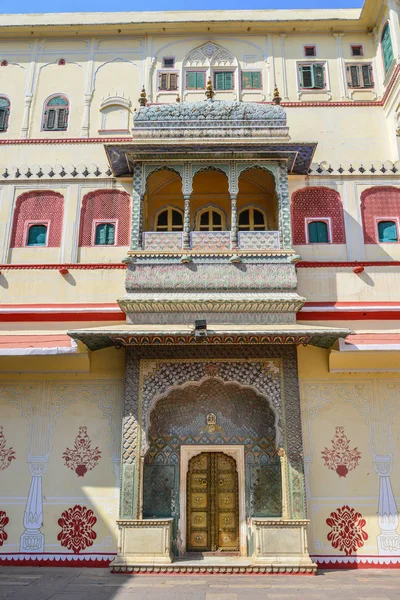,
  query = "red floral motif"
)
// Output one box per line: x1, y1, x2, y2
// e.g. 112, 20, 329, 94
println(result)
321, 426, 361, 477
0, 510, 9, 547
57, 505, 97, 554
62, 426, 101, 477
0, 426, 16, 471
326, 505, 368, 555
